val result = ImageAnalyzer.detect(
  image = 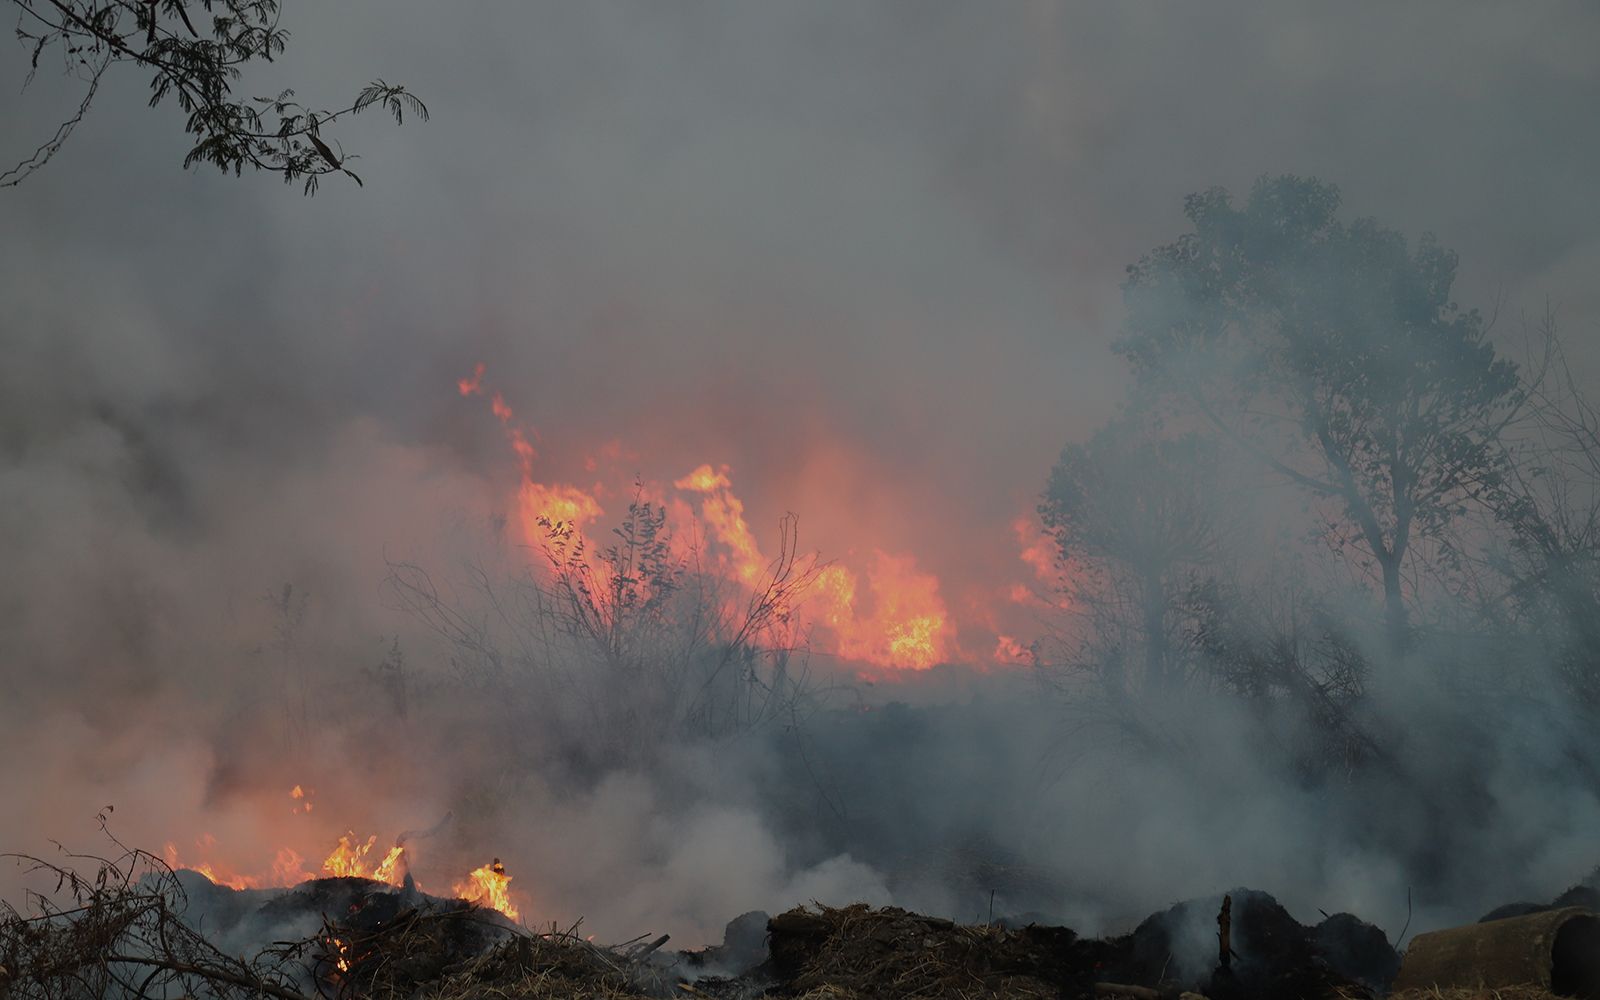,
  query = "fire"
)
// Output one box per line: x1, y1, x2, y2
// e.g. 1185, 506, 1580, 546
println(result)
464, 362, 605, 543
162, 786, 527, 921
459, 365, 1032, 675
669, 464, 954, 668
270, 847, 311, 883
460, 361, 538, 474
372, 845, 406, 884
994, 635, 1036, 666
453, 858, 520, 921
1014, 514, 1056, 586
321, 833, 407, 886
327, 936, 352, 974
519, 480, 604, 540
173, 833, 524, 921
321, 833, 377, 878
163, 839, 314, 890
675, 463, 766, 587
812, 552, 953, 670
